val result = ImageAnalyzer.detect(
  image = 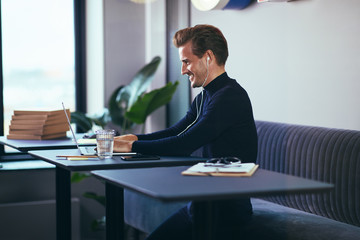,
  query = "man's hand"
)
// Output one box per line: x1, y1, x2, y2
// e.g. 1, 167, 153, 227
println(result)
113, 134, 138, 152
114, 134, 138, 141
